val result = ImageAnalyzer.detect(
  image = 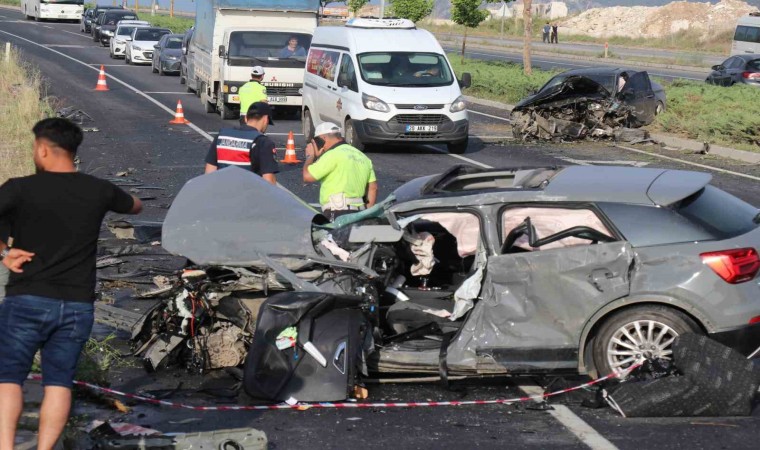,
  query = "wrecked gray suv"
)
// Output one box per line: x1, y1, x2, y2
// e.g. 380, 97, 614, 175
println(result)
511, 68, 666, 141
135, 165, 760, 381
